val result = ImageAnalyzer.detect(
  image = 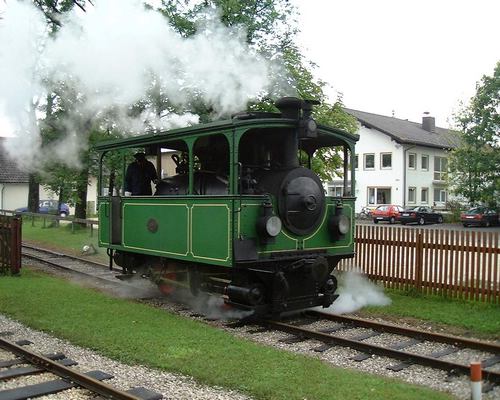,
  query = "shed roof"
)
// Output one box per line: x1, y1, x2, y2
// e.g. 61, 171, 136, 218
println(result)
344, 108, 460, 149
0, 138, 29, 183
